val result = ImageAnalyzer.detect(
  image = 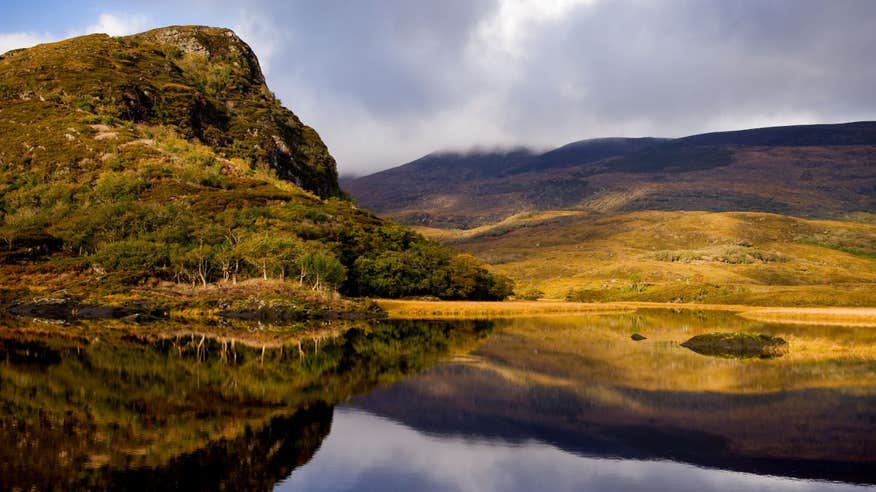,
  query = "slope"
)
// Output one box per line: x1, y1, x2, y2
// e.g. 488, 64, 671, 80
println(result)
0, 26, 513, 316
423, 210, 876, 305
344, 122, 876, 228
